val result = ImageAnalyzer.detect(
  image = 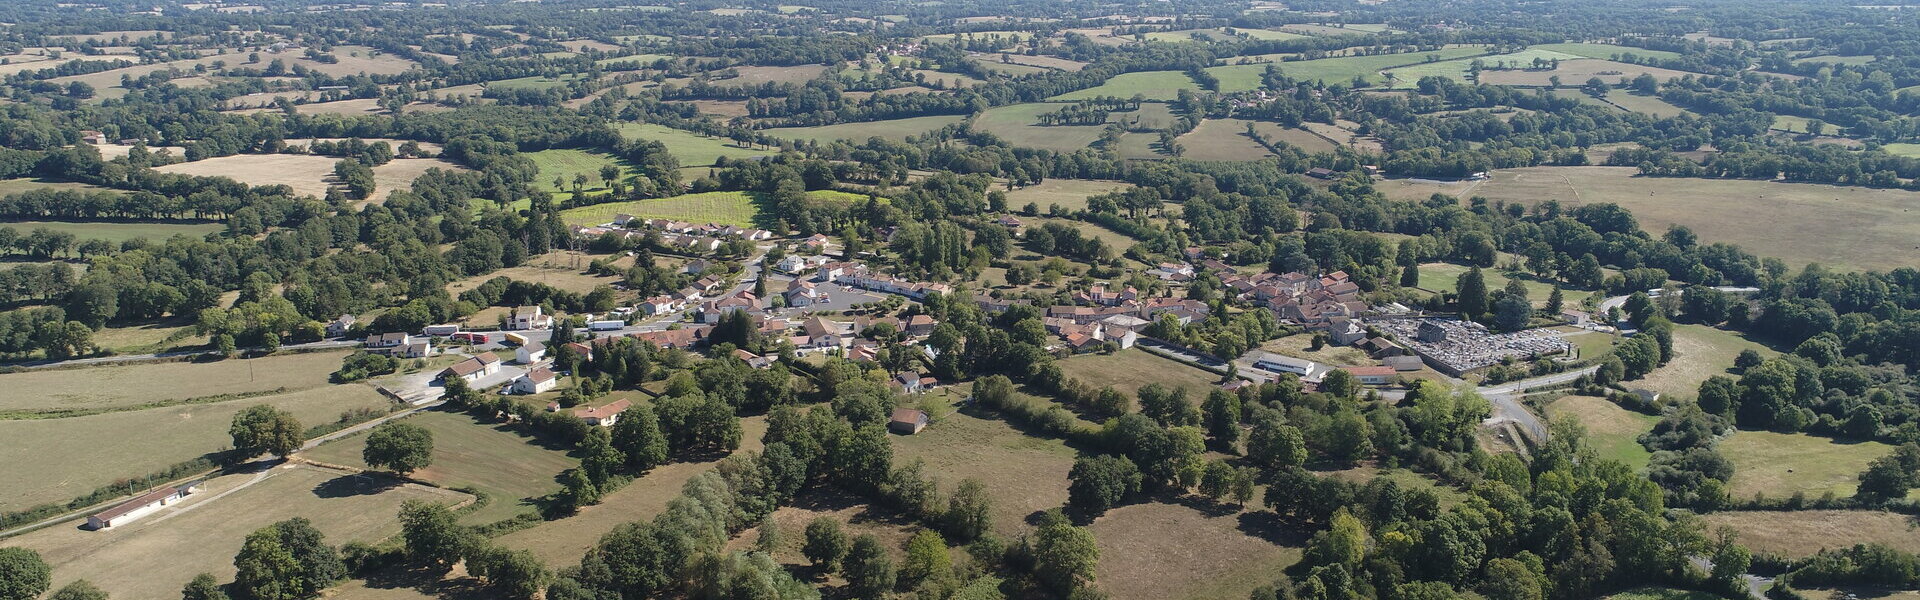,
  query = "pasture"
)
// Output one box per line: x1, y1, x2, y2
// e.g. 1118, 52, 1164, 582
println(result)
9, 463, 468, 600
1106, 101, 1178, 129
527, 148, 632, 200
302, 409, 576, 525
1049, 70, 1201, 101
1088, 501, 1303, 600
1631, 324, 1776, 400
1004, 178, 1131, 213
1207, 46, 1488, 92
617, 122, 777, 166
1720, 430, 1894, 500
1415, 262, 1565, 304
1605, 89, 1691, 117
763, 114, 967, 144
154, 154, 466, 203
1700, 510, 1920, 558
0, 382, 392, 513
1544, 395, 1656, 470
559, 190, 767, 227
1375, 166, 1920, 271
712, 64, 829, 87
1175, 118, 1277, 161
1056, 348, 1225, 399
1382, 48, 1584, 89
0, 349, 347, 414
973, 103, 1106, 152
892, 393, 1076, 537
1533, 42, 1683, 61
0, 178, 115, 196
1884, 143, 1920, 158
1254, 121, 1339, 152
0, 220, 221, 245
1476, 59, 1700, 87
